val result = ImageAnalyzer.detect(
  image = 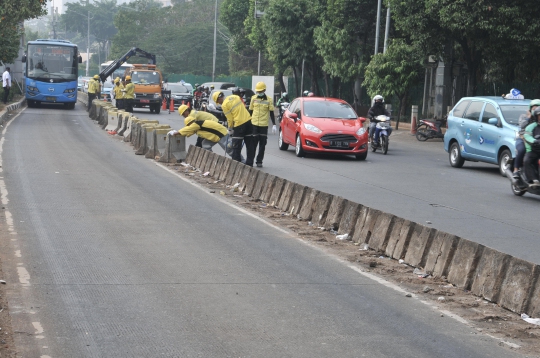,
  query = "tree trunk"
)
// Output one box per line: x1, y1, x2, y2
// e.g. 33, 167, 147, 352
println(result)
310, 62, 321, 96
292, 66, 300, 98
324, 71, 330, 98
278, 70, 286, 94
460, 40, 481, 96
332, 77, 341, 98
